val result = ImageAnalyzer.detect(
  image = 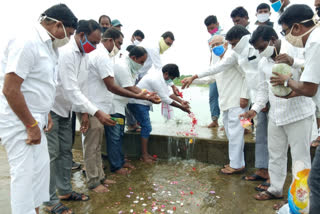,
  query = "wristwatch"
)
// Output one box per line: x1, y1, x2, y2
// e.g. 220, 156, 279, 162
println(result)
284, 77, 291, 87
